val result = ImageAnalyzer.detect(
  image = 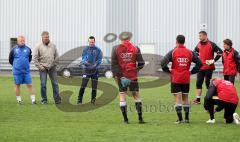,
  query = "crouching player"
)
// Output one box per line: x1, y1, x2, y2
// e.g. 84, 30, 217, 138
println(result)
204, 78, 240, 124
111, 32, 145, 124
161, 35, 202, 124
9, 35, 36, 104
